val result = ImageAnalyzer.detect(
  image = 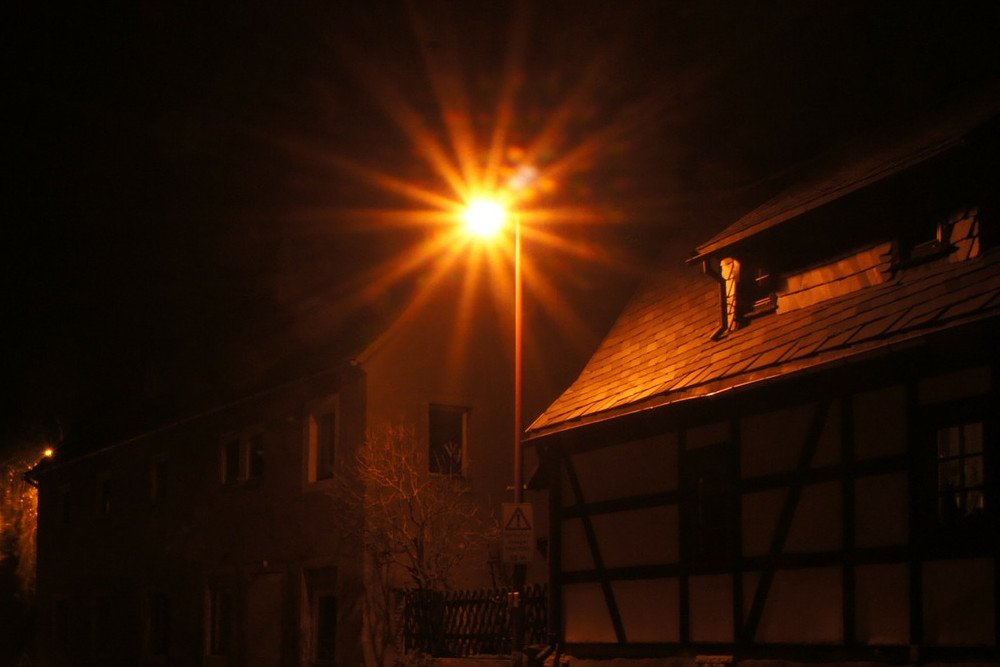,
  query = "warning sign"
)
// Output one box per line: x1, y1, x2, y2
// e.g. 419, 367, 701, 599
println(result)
501, 502, 534, 564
